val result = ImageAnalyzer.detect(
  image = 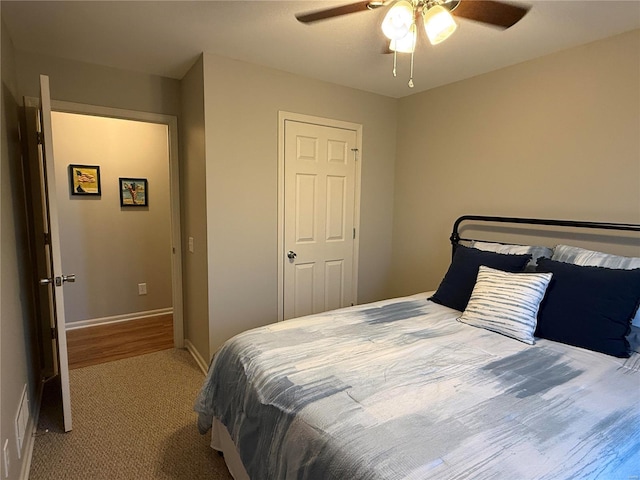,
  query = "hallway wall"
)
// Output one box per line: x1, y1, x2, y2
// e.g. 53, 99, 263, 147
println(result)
52, 112, 173, 325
